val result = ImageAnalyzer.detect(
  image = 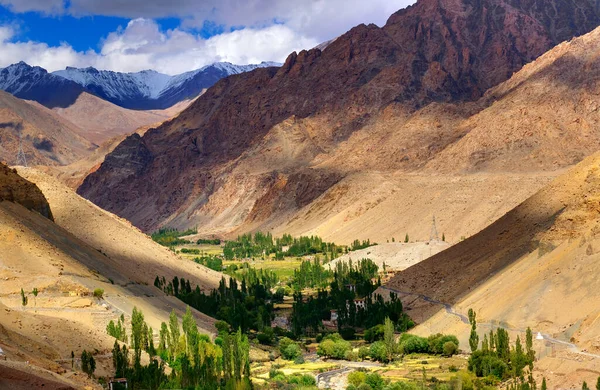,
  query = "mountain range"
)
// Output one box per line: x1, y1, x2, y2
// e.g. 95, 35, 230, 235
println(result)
78, 0, 600, 243
0, 61, 280, 110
